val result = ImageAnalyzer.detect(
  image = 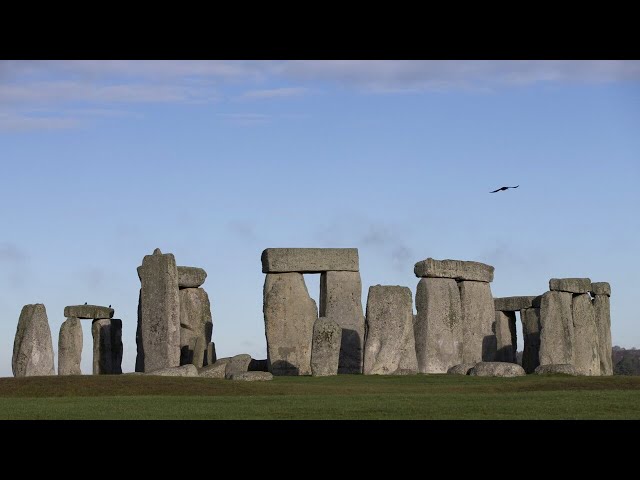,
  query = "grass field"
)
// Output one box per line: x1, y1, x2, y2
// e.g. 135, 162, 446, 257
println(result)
1, 374, 639, 419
